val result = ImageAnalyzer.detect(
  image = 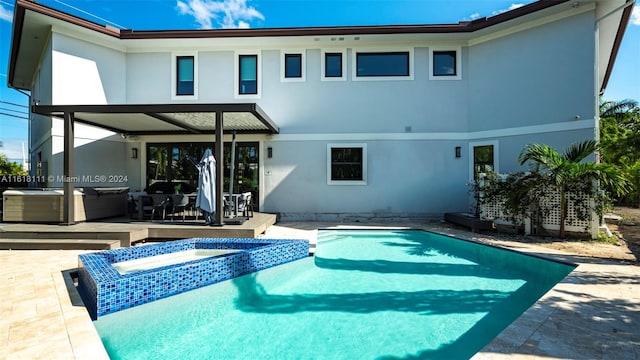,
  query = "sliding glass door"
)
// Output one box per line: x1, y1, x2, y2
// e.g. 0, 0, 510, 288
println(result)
146, 142, 259, 206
